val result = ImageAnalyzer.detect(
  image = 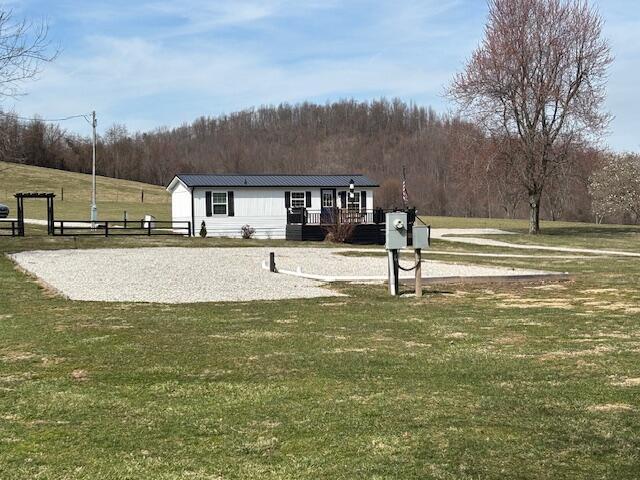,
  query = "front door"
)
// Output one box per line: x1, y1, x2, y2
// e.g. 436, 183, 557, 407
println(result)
320, 189, 336, 224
